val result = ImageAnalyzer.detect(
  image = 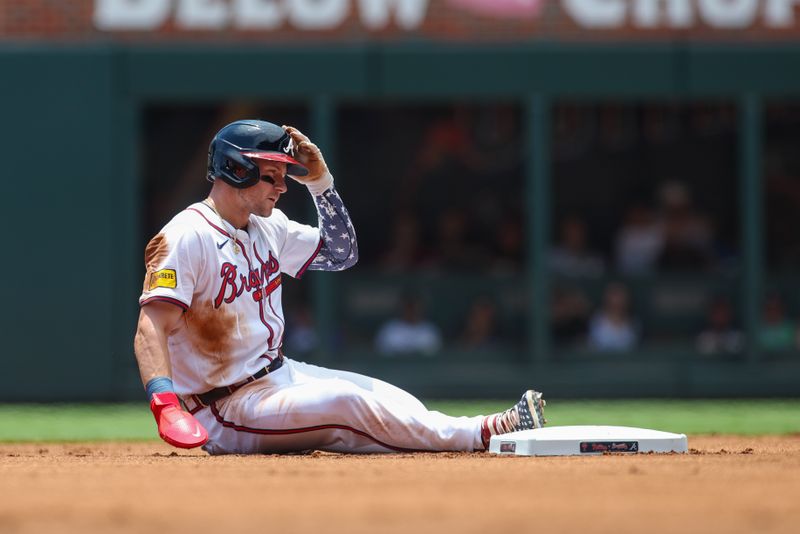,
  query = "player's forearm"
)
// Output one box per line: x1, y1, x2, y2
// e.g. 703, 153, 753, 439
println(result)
308, 184, 359, 271
134, 304, 206, 449
134, 310, 174, 385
